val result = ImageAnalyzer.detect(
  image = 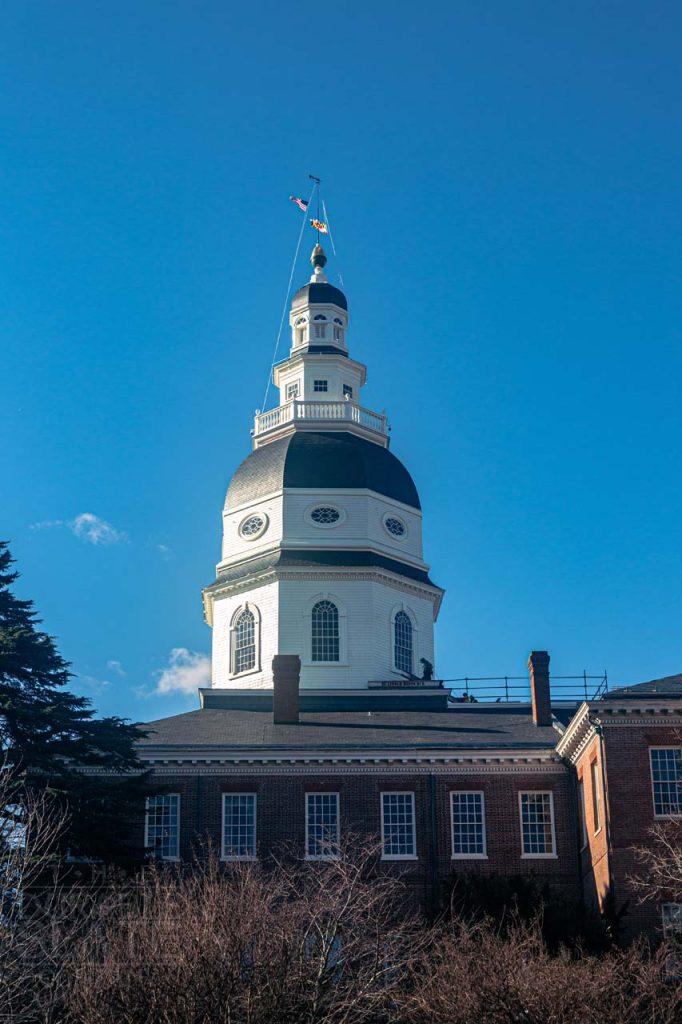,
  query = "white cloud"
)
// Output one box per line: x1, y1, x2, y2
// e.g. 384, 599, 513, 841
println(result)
30, 519, 65, 532
30, 512, 127, 546
156, 543, 173, 560
70, 513, 127, 546
106, 659, 126, 676
155, 648, 211, 696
